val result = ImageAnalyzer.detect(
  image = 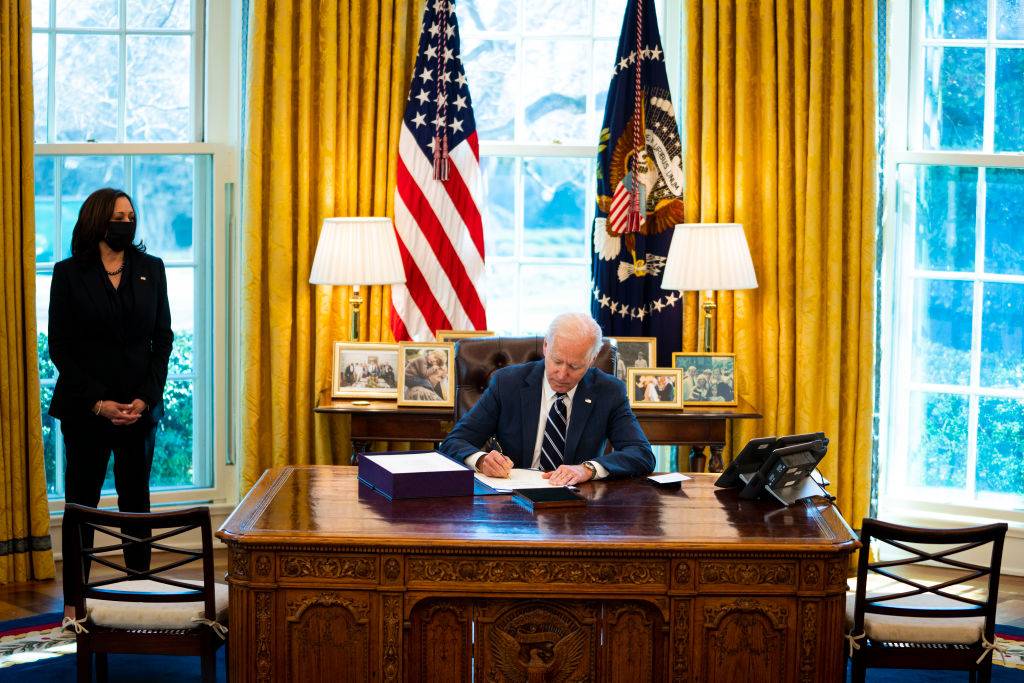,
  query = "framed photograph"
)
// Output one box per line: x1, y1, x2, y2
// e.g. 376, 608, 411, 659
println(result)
436, 329, 495, 342
397, 342, 456, 407
626, 367, 683, 409
332, 343, 400, 400
611, 337, 657, 381
671, 352, 738, 406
